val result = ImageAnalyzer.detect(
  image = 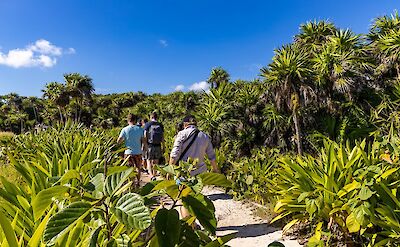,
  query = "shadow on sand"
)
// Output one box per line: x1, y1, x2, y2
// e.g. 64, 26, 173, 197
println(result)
207, 192, 233, 201
218, 223, 278, 238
